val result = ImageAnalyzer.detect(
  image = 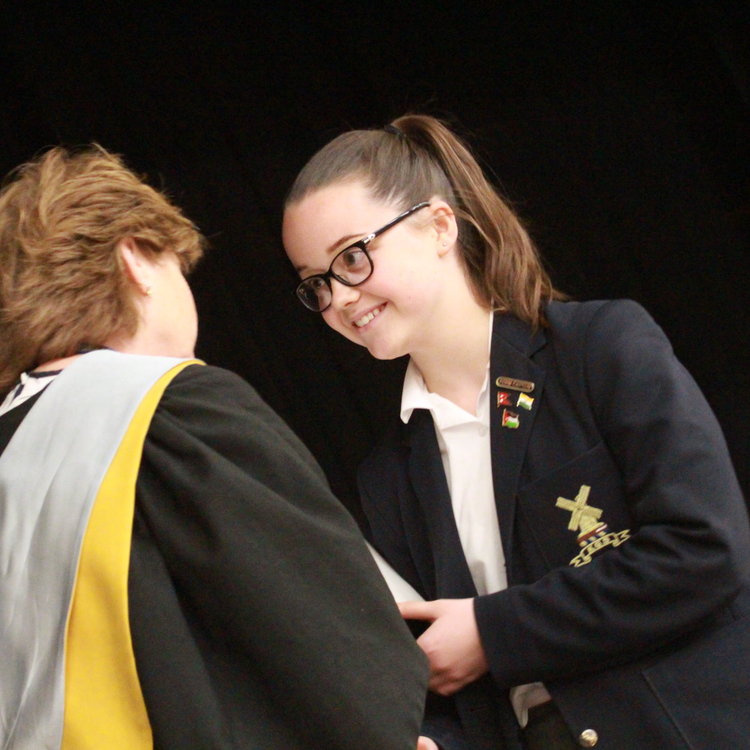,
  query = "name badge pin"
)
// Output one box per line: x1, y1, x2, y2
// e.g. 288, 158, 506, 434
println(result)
495, 376, 535, 393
